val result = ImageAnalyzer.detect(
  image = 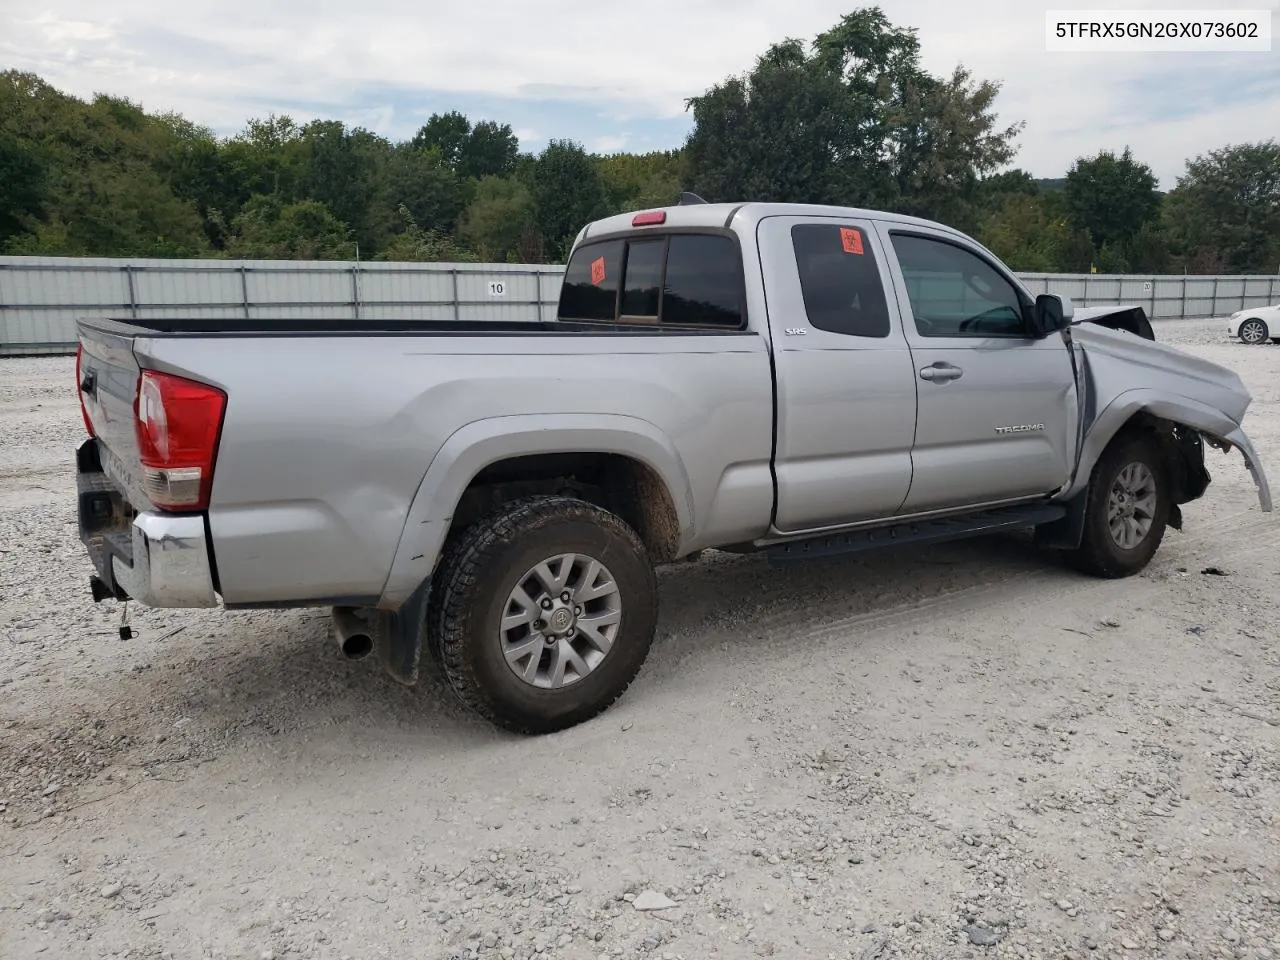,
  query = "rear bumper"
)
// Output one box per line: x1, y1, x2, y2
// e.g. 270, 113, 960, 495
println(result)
77, 439, 219, 608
